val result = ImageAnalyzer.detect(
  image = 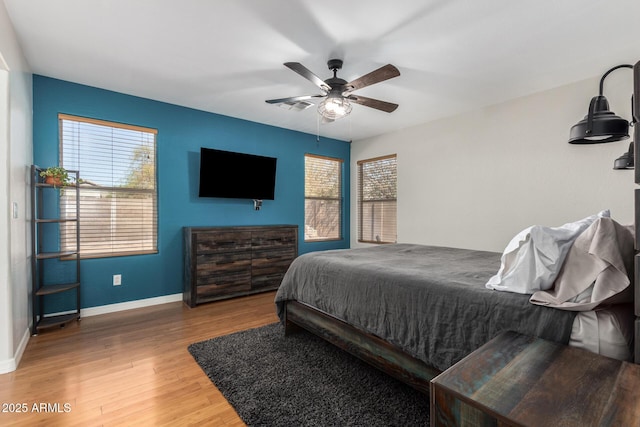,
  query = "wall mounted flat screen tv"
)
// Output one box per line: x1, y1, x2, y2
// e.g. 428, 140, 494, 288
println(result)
199, 147, 277, 200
